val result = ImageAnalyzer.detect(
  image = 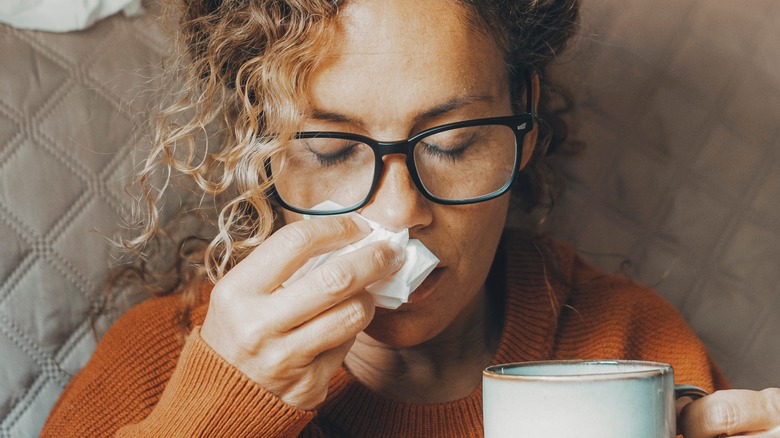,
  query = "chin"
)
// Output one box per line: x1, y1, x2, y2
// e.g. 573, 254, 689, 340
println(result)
362, 310, 443, 348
